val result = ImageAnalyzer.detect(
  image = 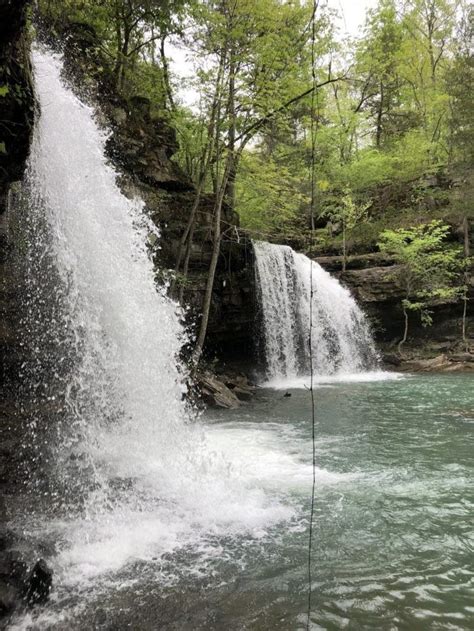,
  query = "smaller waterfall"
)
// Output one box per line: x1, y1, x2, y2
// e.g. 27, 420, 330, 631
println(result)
253, 241, 378, 381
